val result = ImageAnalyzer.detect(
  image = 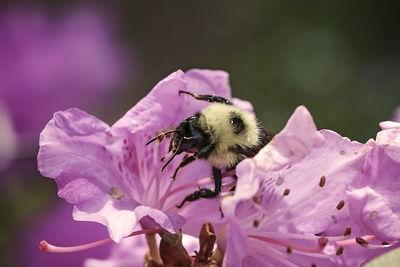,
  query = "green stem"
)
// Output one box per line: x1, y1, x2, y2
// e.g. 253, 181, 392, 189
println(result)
145, 233, 163, 264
